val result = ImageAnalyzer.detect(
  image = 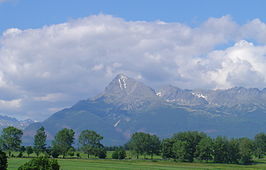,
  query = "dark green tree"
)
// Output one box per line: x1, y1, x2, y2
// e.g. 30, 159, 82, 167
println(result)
172, 131, 207, 162
146, 134, 161, 159
20, 146, 26, 153
112, 148, 126, 159
228, 138, 240, 164
1, 126, 23, 156
33, 127, 47, 157
50, 148, 60, 158
161, 138, 175, 159
239, 138, 254, 164
52, 128, 75, 158
0, 150, 7, 170
254, 133, 266, 158
128, 132, 161, 159
25, 146, 33, 157
128, 132, 149, 158
213, 136, 230, 163
78, 130, 104, 158
195, 137, 213, 162
172, 140, 189, 161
